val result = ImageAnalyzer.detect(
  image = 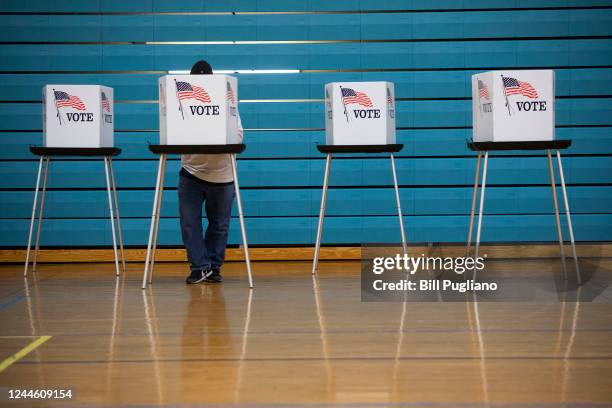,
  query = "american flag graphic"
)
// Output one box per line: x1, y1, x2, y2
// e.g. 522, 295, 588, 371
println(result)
54, 90, 86, 110
502, 77, 538, 99
477, 80, 490, 100
226, 82, 235, 104
341, 87, 373, 107
101, 91, 111, 112
175, 81, 211, 103
386, 88, 393, 105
